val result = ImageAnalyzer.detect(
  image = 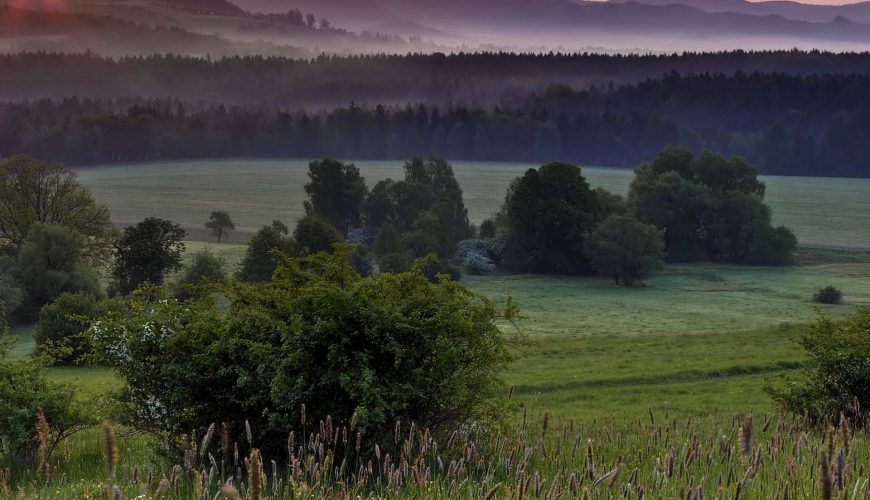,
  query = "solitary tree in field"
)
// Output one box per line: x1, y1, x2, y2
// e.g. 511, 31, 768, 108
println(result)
0, 155, 115, 262
205, 210, 235, 243
111, 218, 186, 295
585, 215, 664, 286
